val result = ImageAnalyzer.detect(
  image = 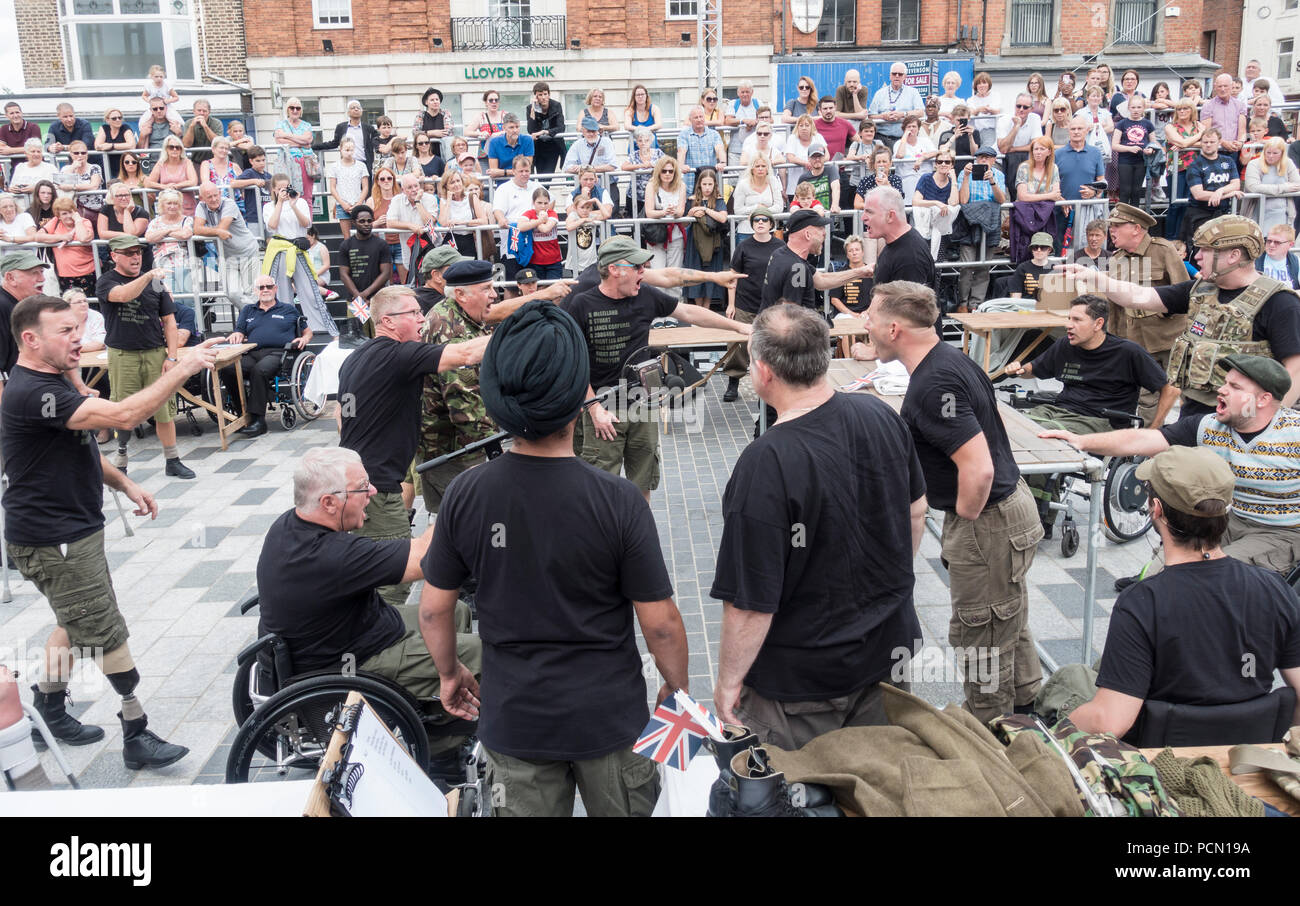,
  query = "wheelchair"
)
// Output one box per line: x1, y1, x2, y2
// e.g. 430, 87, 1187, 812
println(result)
227, 591, 486, 816
1003, 387, 1153, 557
203, 341, 324, 431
